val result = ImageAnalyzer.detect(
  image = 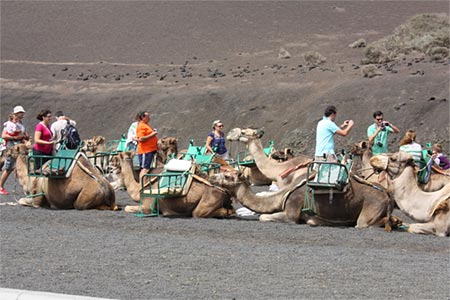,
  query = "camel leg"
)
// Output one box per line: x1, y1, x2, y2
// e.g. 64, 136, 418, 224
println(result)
355, 200, 388, 228
407, 222, 439, 236
193, 207, 235, 218
259, 212, 291, 223
408, 211, 450, 237
18, 195, 47, 208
